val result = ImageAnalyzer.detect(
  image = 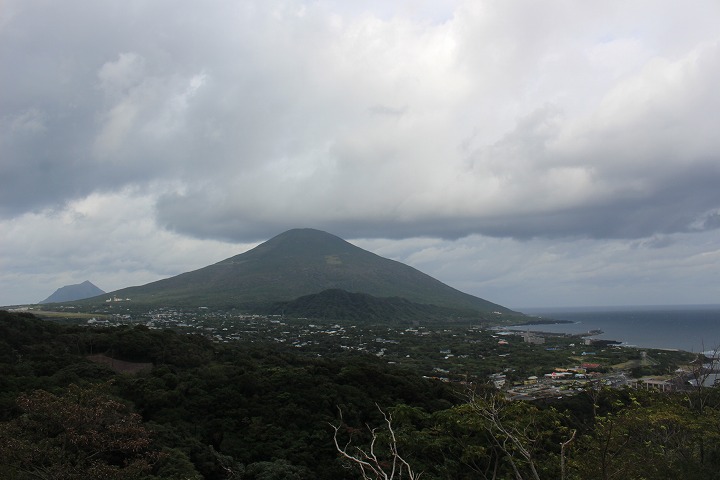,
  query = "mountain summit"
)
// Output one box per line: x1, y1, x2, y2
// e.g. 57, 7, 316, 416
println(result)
40, 280, 105, 304
96, 228, 512, 313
